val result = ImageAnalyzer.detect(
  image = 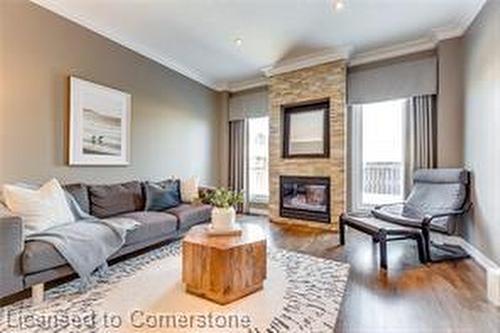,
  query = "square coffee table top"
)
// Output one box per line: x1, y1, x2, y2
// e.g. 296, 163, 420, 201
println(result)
183, 223, 266, 250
